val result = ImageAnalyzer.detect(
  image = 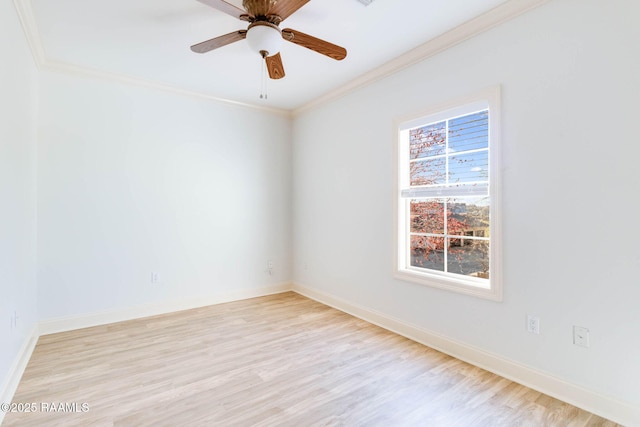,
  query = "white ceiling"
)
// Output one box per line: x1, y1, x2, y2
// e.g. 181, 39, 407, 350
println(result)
28, 0, 511, 111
